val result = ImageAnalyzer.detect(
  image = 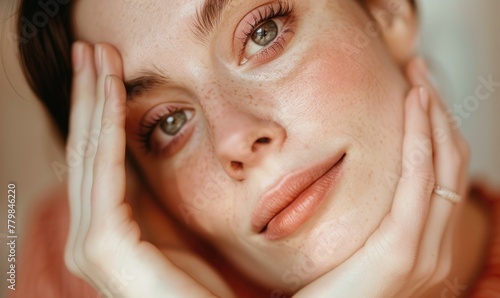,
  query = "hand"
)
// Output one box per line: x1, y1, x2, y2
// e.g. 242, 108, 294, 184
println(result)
294, 57, 470, 298
63, 42, 226, 298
